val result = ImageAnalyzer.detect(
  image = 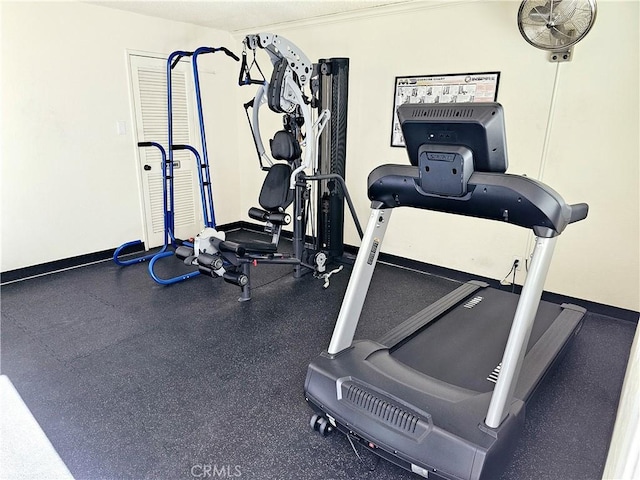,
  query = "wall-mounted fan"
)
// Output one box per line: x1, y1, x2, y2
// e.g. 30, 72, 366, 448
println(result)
517, 0, 597, 62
